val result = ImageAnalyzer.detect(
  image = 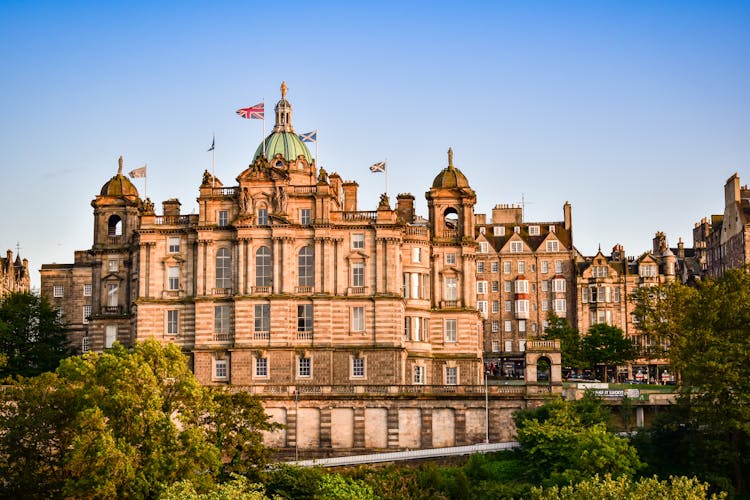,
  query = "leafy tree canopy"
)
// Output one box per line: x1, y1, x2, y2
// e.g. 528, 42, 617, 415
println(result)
544, 313, 586, 369
580, 323, 637, 369
0, 291, 73, 378
0, 340, 276, 498
531, 474, 727, 500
